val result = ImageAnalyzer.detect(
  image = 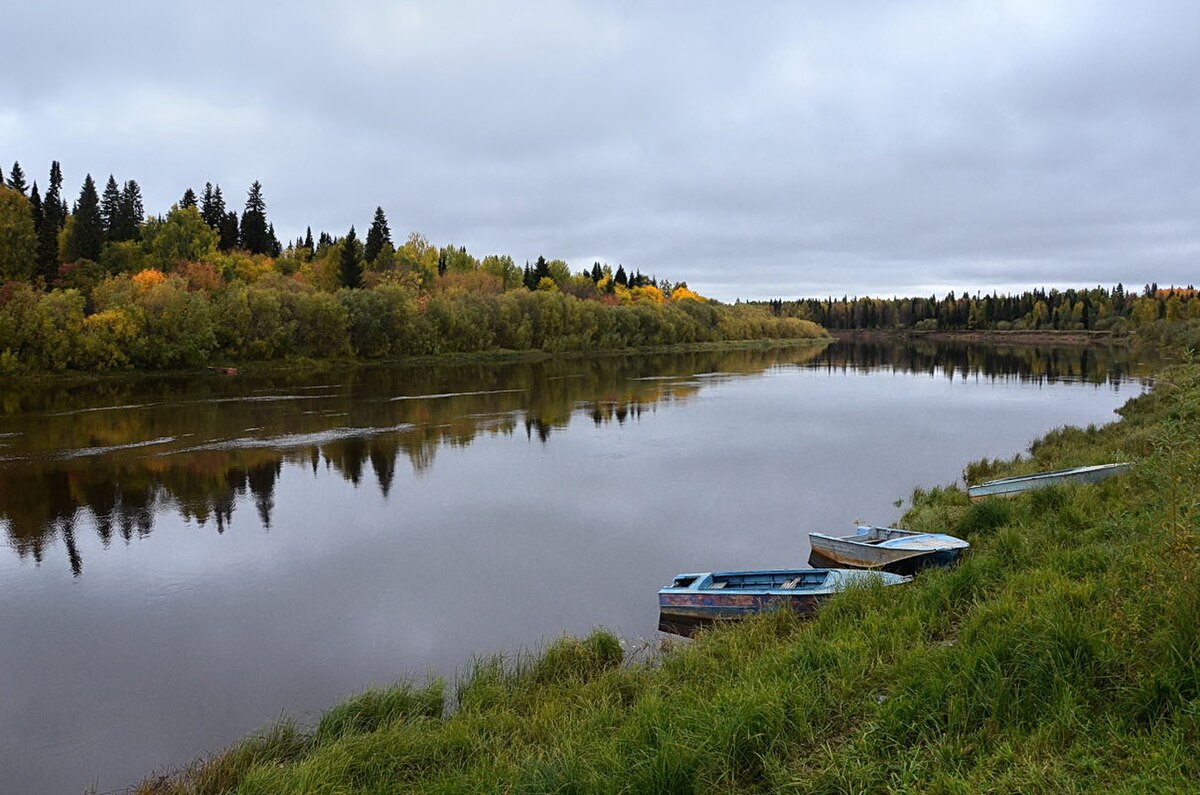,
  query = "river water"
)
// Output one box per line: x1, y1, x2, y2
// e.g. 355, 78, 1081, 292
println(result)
0, 340, 1157, 793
